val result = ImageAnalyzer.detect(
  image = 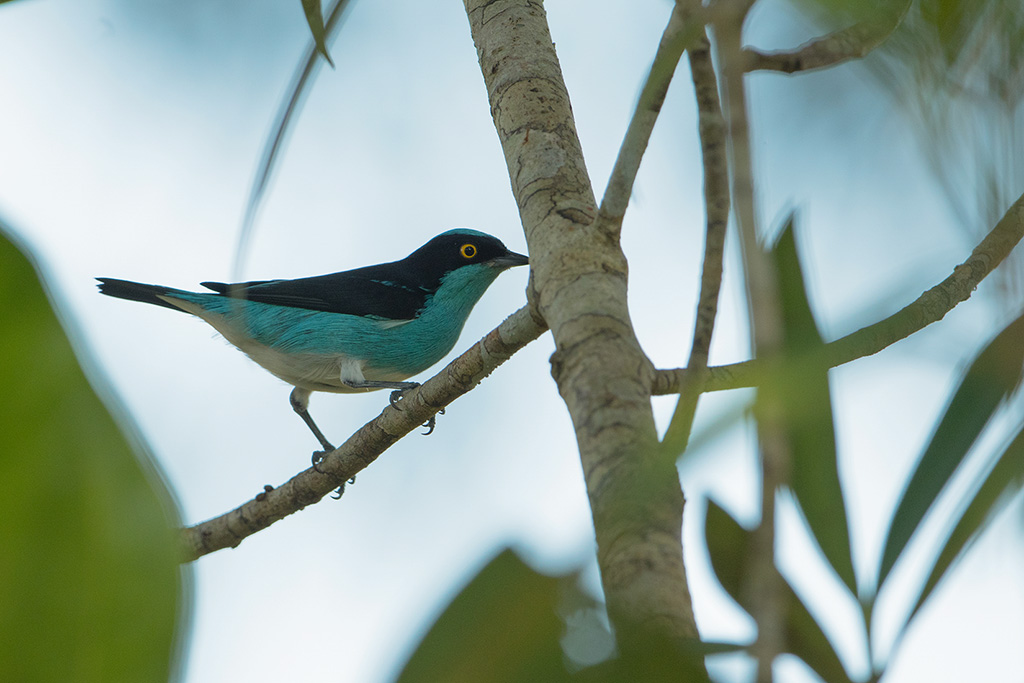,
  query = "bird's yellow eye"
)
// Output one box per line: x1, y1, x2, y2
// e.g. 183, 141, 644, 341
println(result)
460, 243, 477, 259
